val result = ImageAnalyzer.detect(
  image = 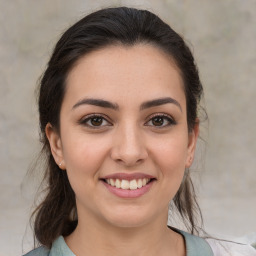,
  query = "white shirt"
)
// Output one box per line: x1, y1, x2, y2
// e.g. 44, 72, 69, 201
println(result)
207, 238, 256, 256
